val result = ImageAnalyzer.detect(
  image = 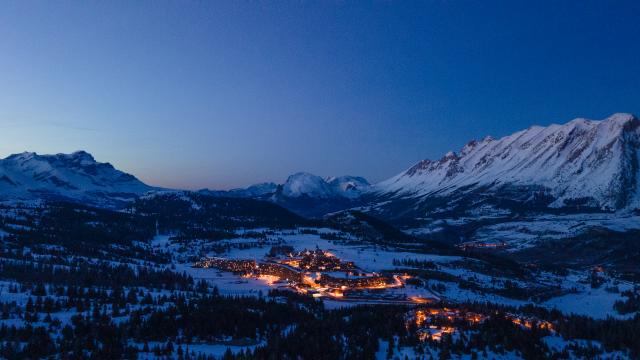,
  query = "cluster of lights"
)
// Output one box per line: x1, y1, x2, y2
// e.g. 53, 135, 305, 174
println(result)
410, 307, 486, 342
195, 251, 431, 303
410, 307, 554, 342
278, 248, 356, 272
409, 296, 433, 304
194, 258, 257, 273
418, 326, 455, 342
256, 274, 280, 286
509, 315, 554, 331
317, 273, 391, 289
